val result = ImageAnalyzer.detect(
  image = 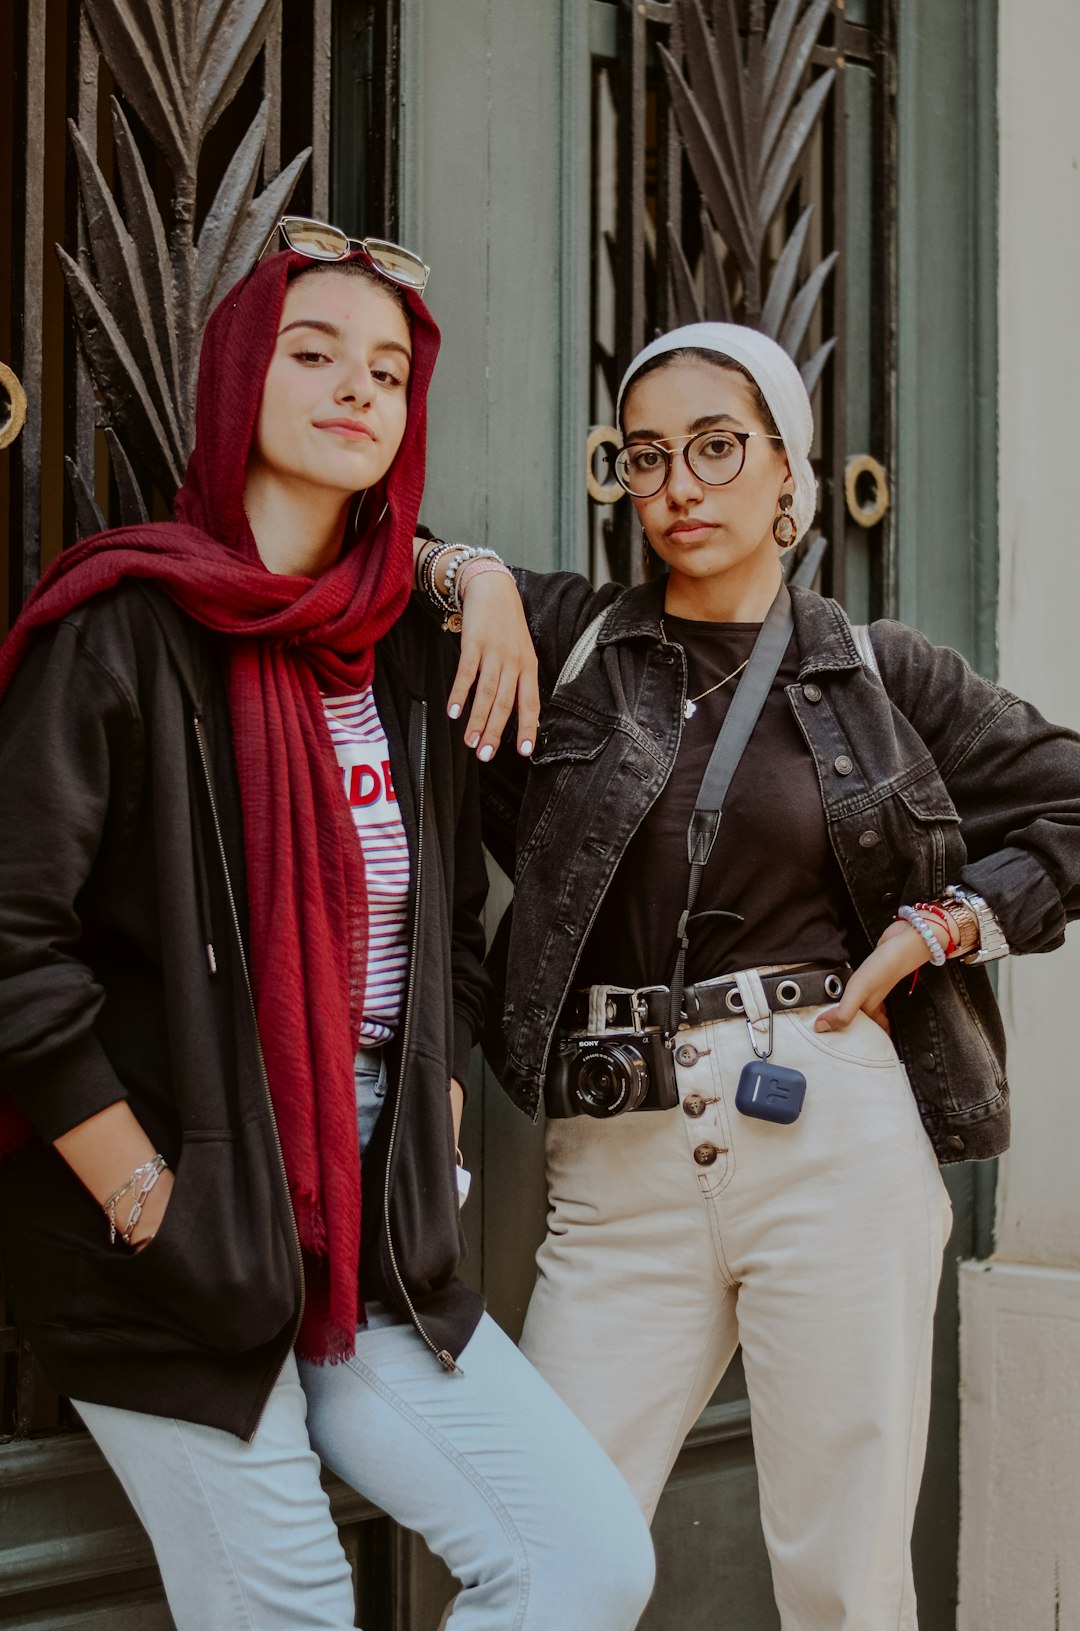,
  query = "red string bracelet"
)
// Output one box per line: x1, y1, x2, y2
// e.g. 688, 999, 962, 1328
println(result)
915, 901, 960, 957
